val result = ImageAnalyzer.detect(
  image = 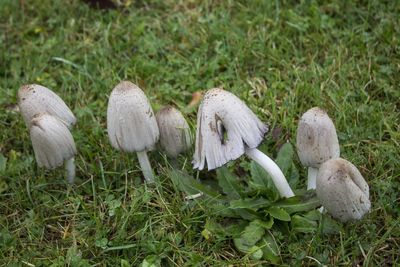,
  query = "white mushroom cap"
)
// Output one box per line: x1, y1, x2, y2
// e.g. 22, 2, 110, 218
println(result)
156, 106, 192, 158
193, 88, 268, 170
296, 107, 340, 168
18, 84, 76, 129
107, 81, 159, 152
316, 158, 371, 222
30, 113, 77, 169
